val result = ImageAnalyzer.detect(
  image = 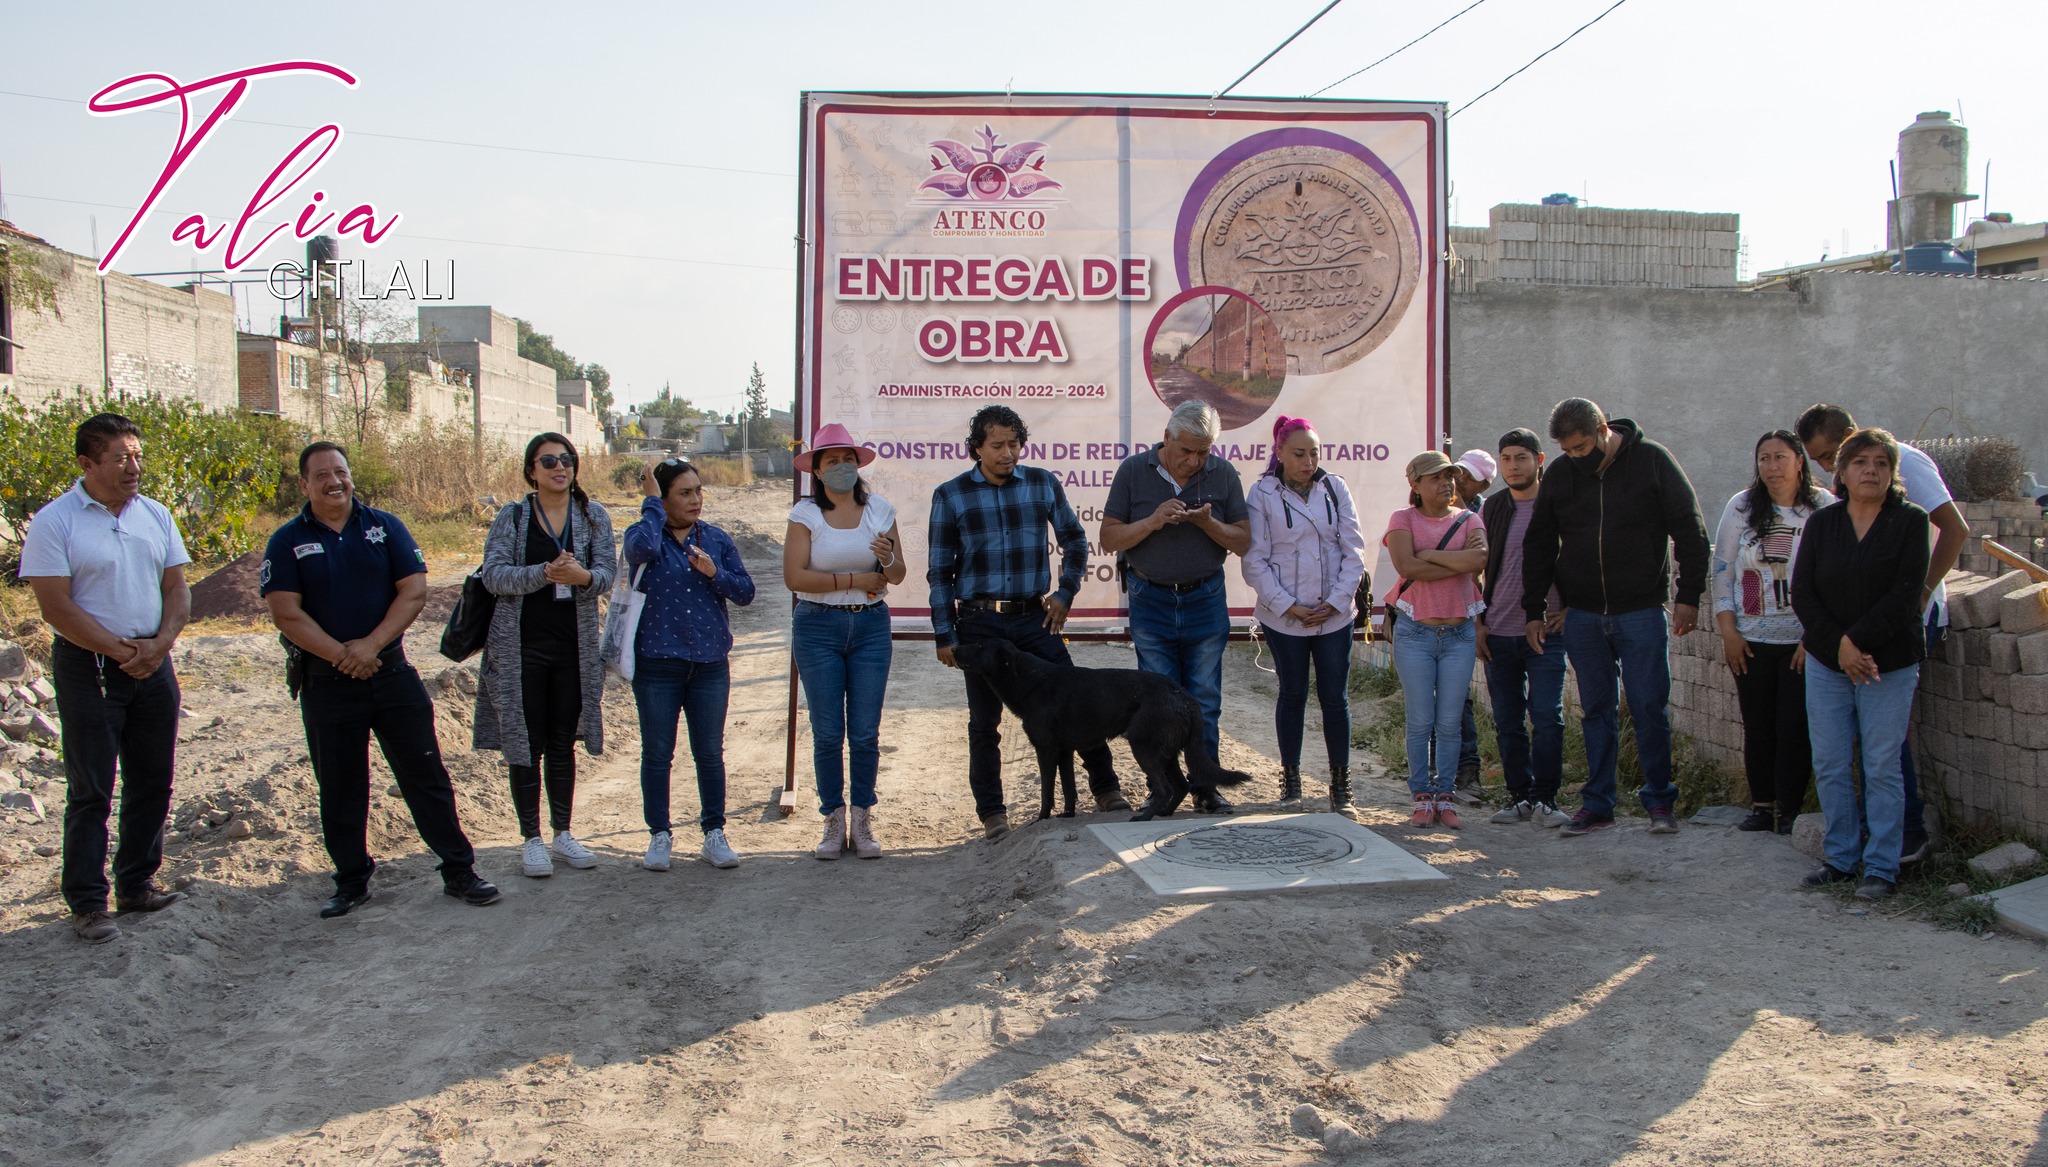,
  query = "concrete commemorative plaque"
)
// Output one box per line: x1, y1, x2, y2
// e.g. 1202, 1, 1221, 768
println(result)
1184, 144, 1420, 375
1089, 813, 1447, 897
